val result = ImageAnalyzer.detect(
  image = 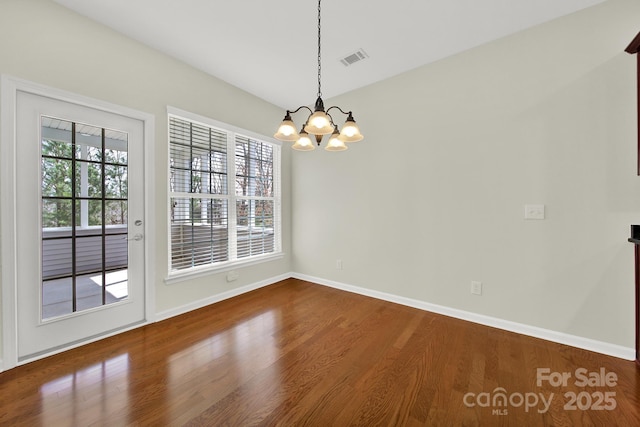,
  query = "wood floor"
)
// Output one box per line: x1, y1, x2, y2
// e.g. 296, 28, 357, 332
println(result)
1, 278, 638, 426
